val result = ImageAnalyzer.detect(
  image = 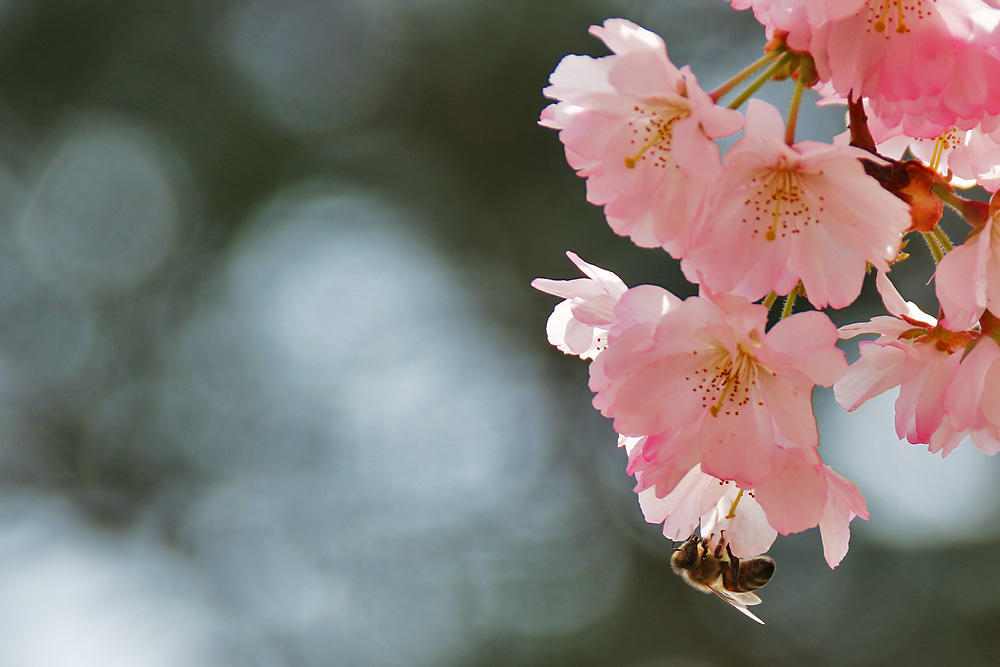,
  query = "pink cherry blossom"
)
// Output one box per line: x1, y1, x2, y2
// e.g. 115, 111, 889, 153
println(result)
540, 19, 744, 256
530, 251, 630, 359
809, 1, 1000, 134
632, 440, 867, 566
947, 123, 1000, 192
590, 282, 847, 488
939, 334, 1000, 454
681, 100, 910, 308
871, 110, 1000, 191
533, 259, 861, 565
751, 447, 869, 568
873, 124, 976, 187
633, 457, 778, 558
729, 0, 867, 50
835, 273, 981, 457
935, 195, 1000, 331
815, 464, 870, 567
